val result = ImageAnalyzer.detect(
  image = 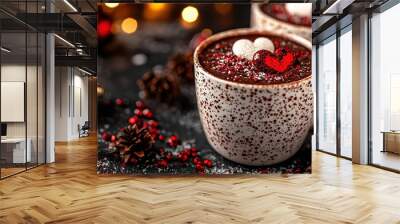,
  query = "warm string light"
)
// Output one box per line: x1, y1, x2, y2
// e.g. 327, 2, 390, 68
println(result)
181, 6, 199, 23
97, 86, 104, 96
147, 3, 166, 11
121, 17, 138, 34
104, 3, 119, 8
